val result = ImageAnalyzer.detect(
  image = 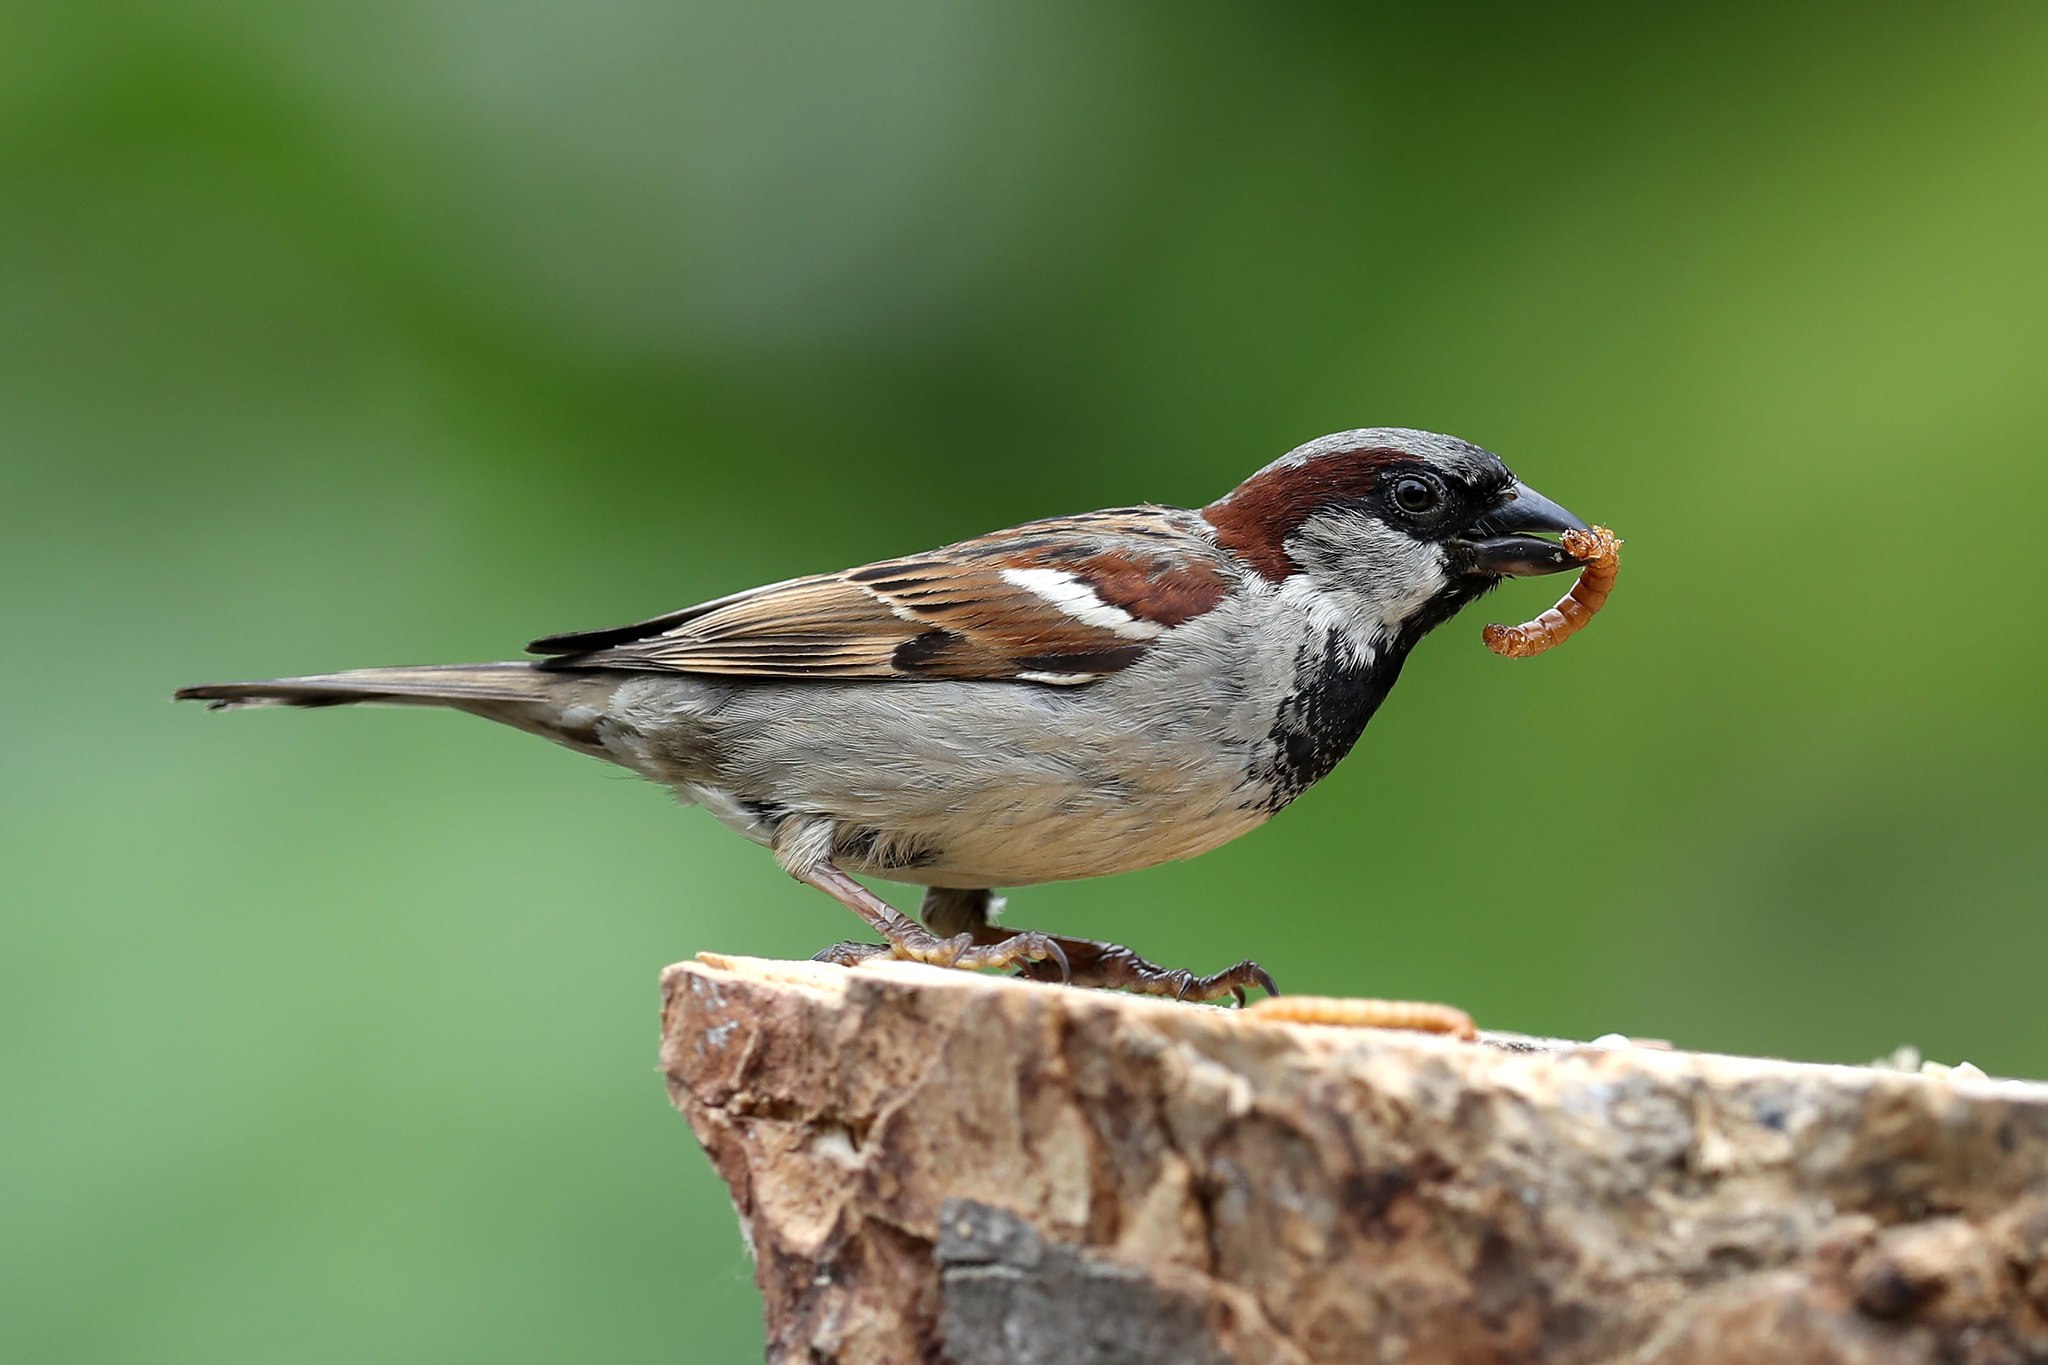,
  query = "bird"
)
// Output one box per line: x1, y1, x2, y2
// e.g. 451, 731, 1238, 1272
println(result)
178, 428, 1590, 1003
